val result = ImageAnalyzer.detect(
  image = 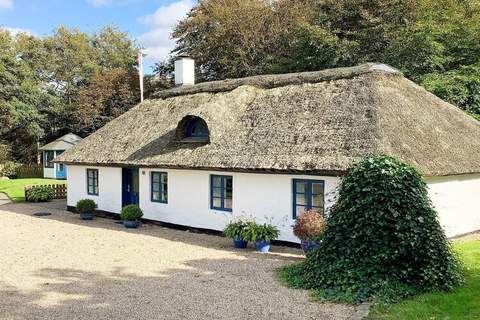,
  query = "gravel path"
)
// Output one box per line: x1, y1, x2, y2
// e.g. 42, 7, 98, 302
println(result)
0, 202, 356, 320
